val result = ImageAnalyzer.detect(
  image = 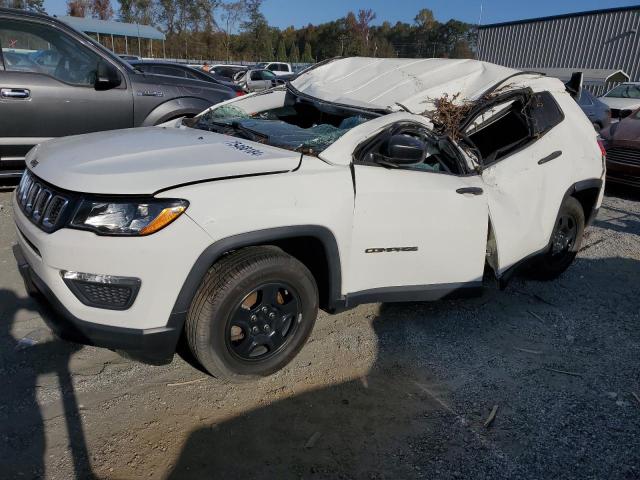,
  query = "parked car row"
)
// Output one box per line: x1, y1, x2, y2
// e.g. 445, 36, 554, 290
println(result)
598, 82, 640, 120
129, 60, 246, 96
0, 7, 237, 179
